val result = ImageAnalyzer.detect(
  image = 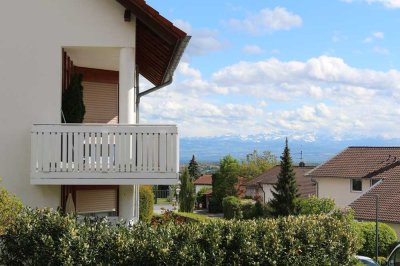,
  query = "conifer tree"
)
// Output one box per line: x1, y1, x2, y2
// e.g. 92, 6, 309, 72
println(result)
62, 73, 85, 123
179, 168, 195, 212
270, 138, 299, 216
188, 155, 201, 180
